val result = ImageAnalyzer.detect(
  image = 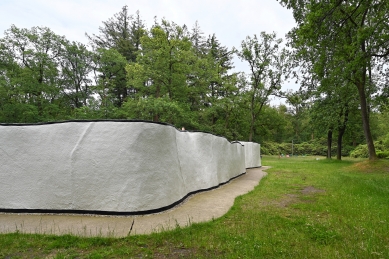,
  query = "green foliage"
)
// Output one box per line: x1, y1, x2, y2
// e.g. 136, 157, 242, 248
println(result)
376, 151, 389, 159
128, 20, 194, 102
261, 138, 360, 157
117, 96, 194, 127
237, 32, 291, 141
350, 144, 369, 158
383, 134, 389, 149
279, 0, 389, 159
86, 6, 145, 63
59, 40, 94, 108
1, 5, 388, 153
350, 141, 388, 158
